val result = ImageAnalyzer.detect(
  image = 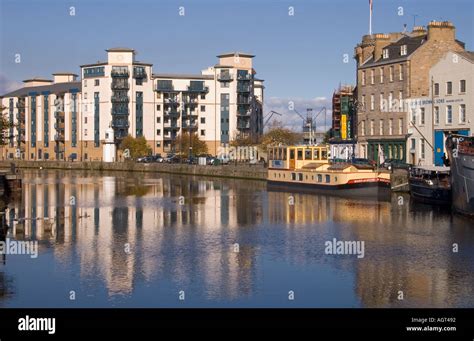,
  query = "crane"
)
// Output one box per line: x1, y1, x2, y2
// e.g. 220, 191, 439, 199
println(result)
263, 110, 282, 128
